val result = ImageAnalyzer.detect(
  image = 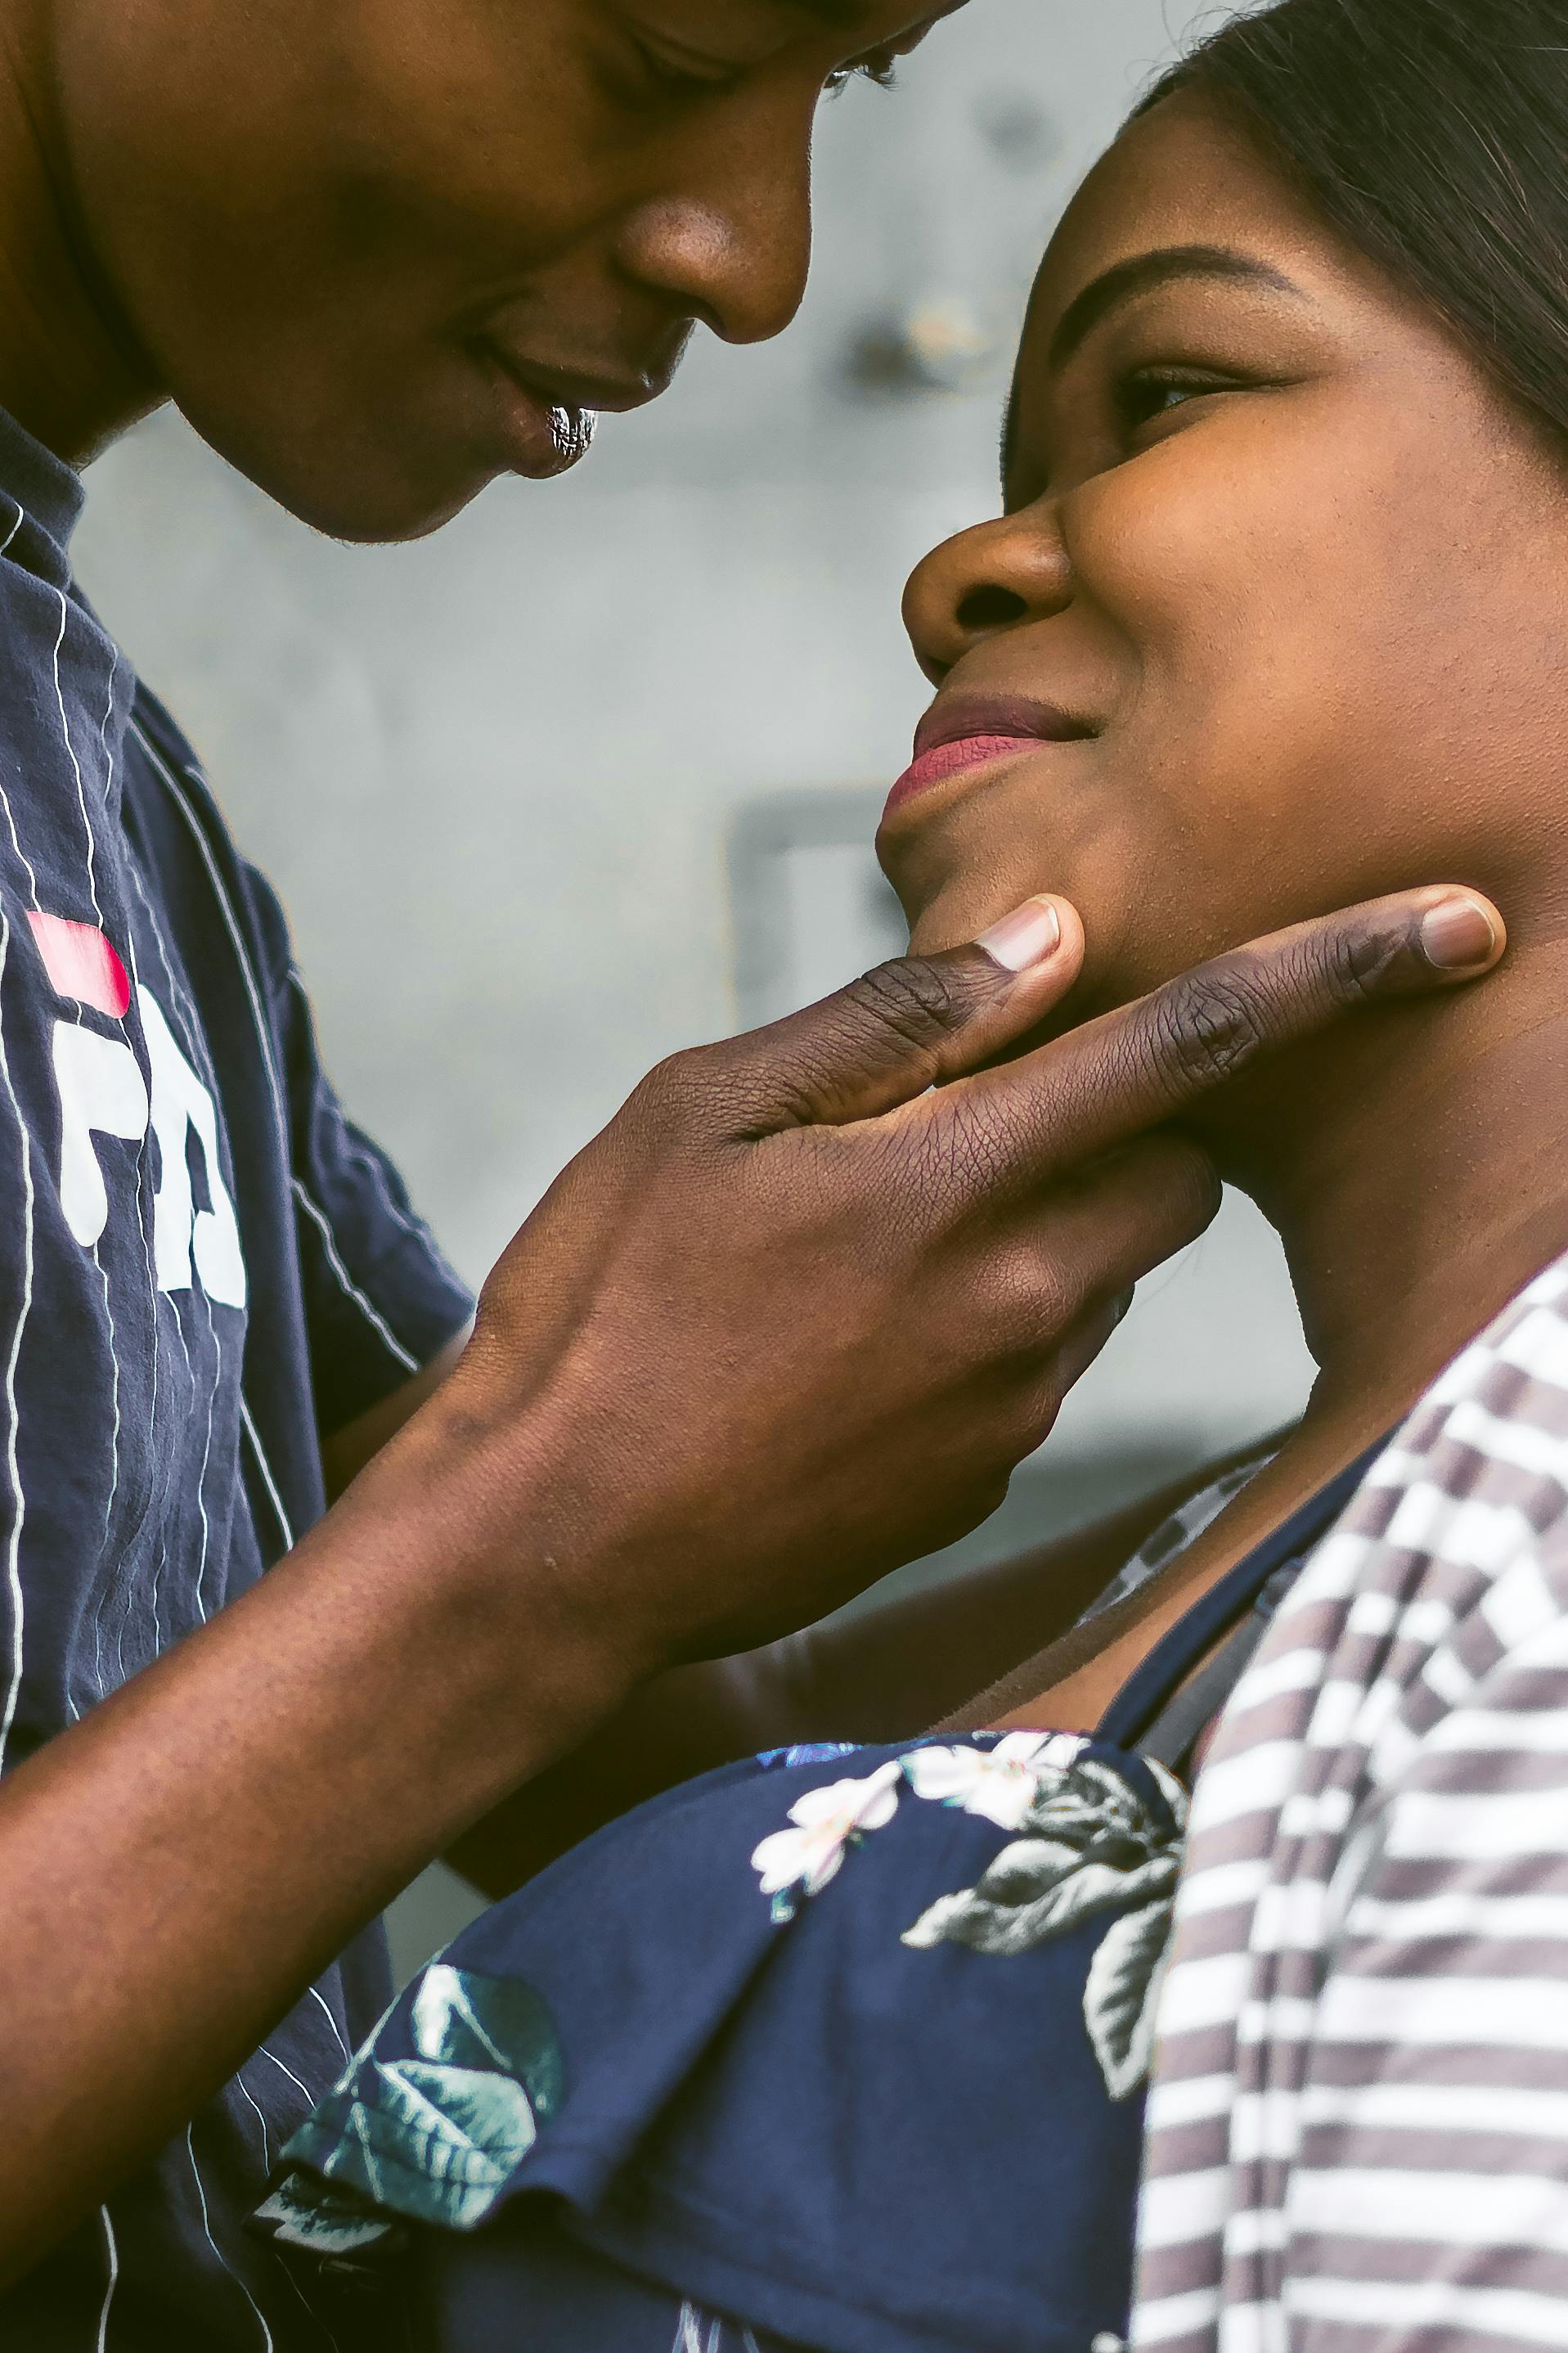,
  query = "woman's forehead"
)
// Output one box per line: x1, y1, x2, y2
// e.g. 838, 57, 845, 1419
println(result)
1022, 93, 1312, 362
